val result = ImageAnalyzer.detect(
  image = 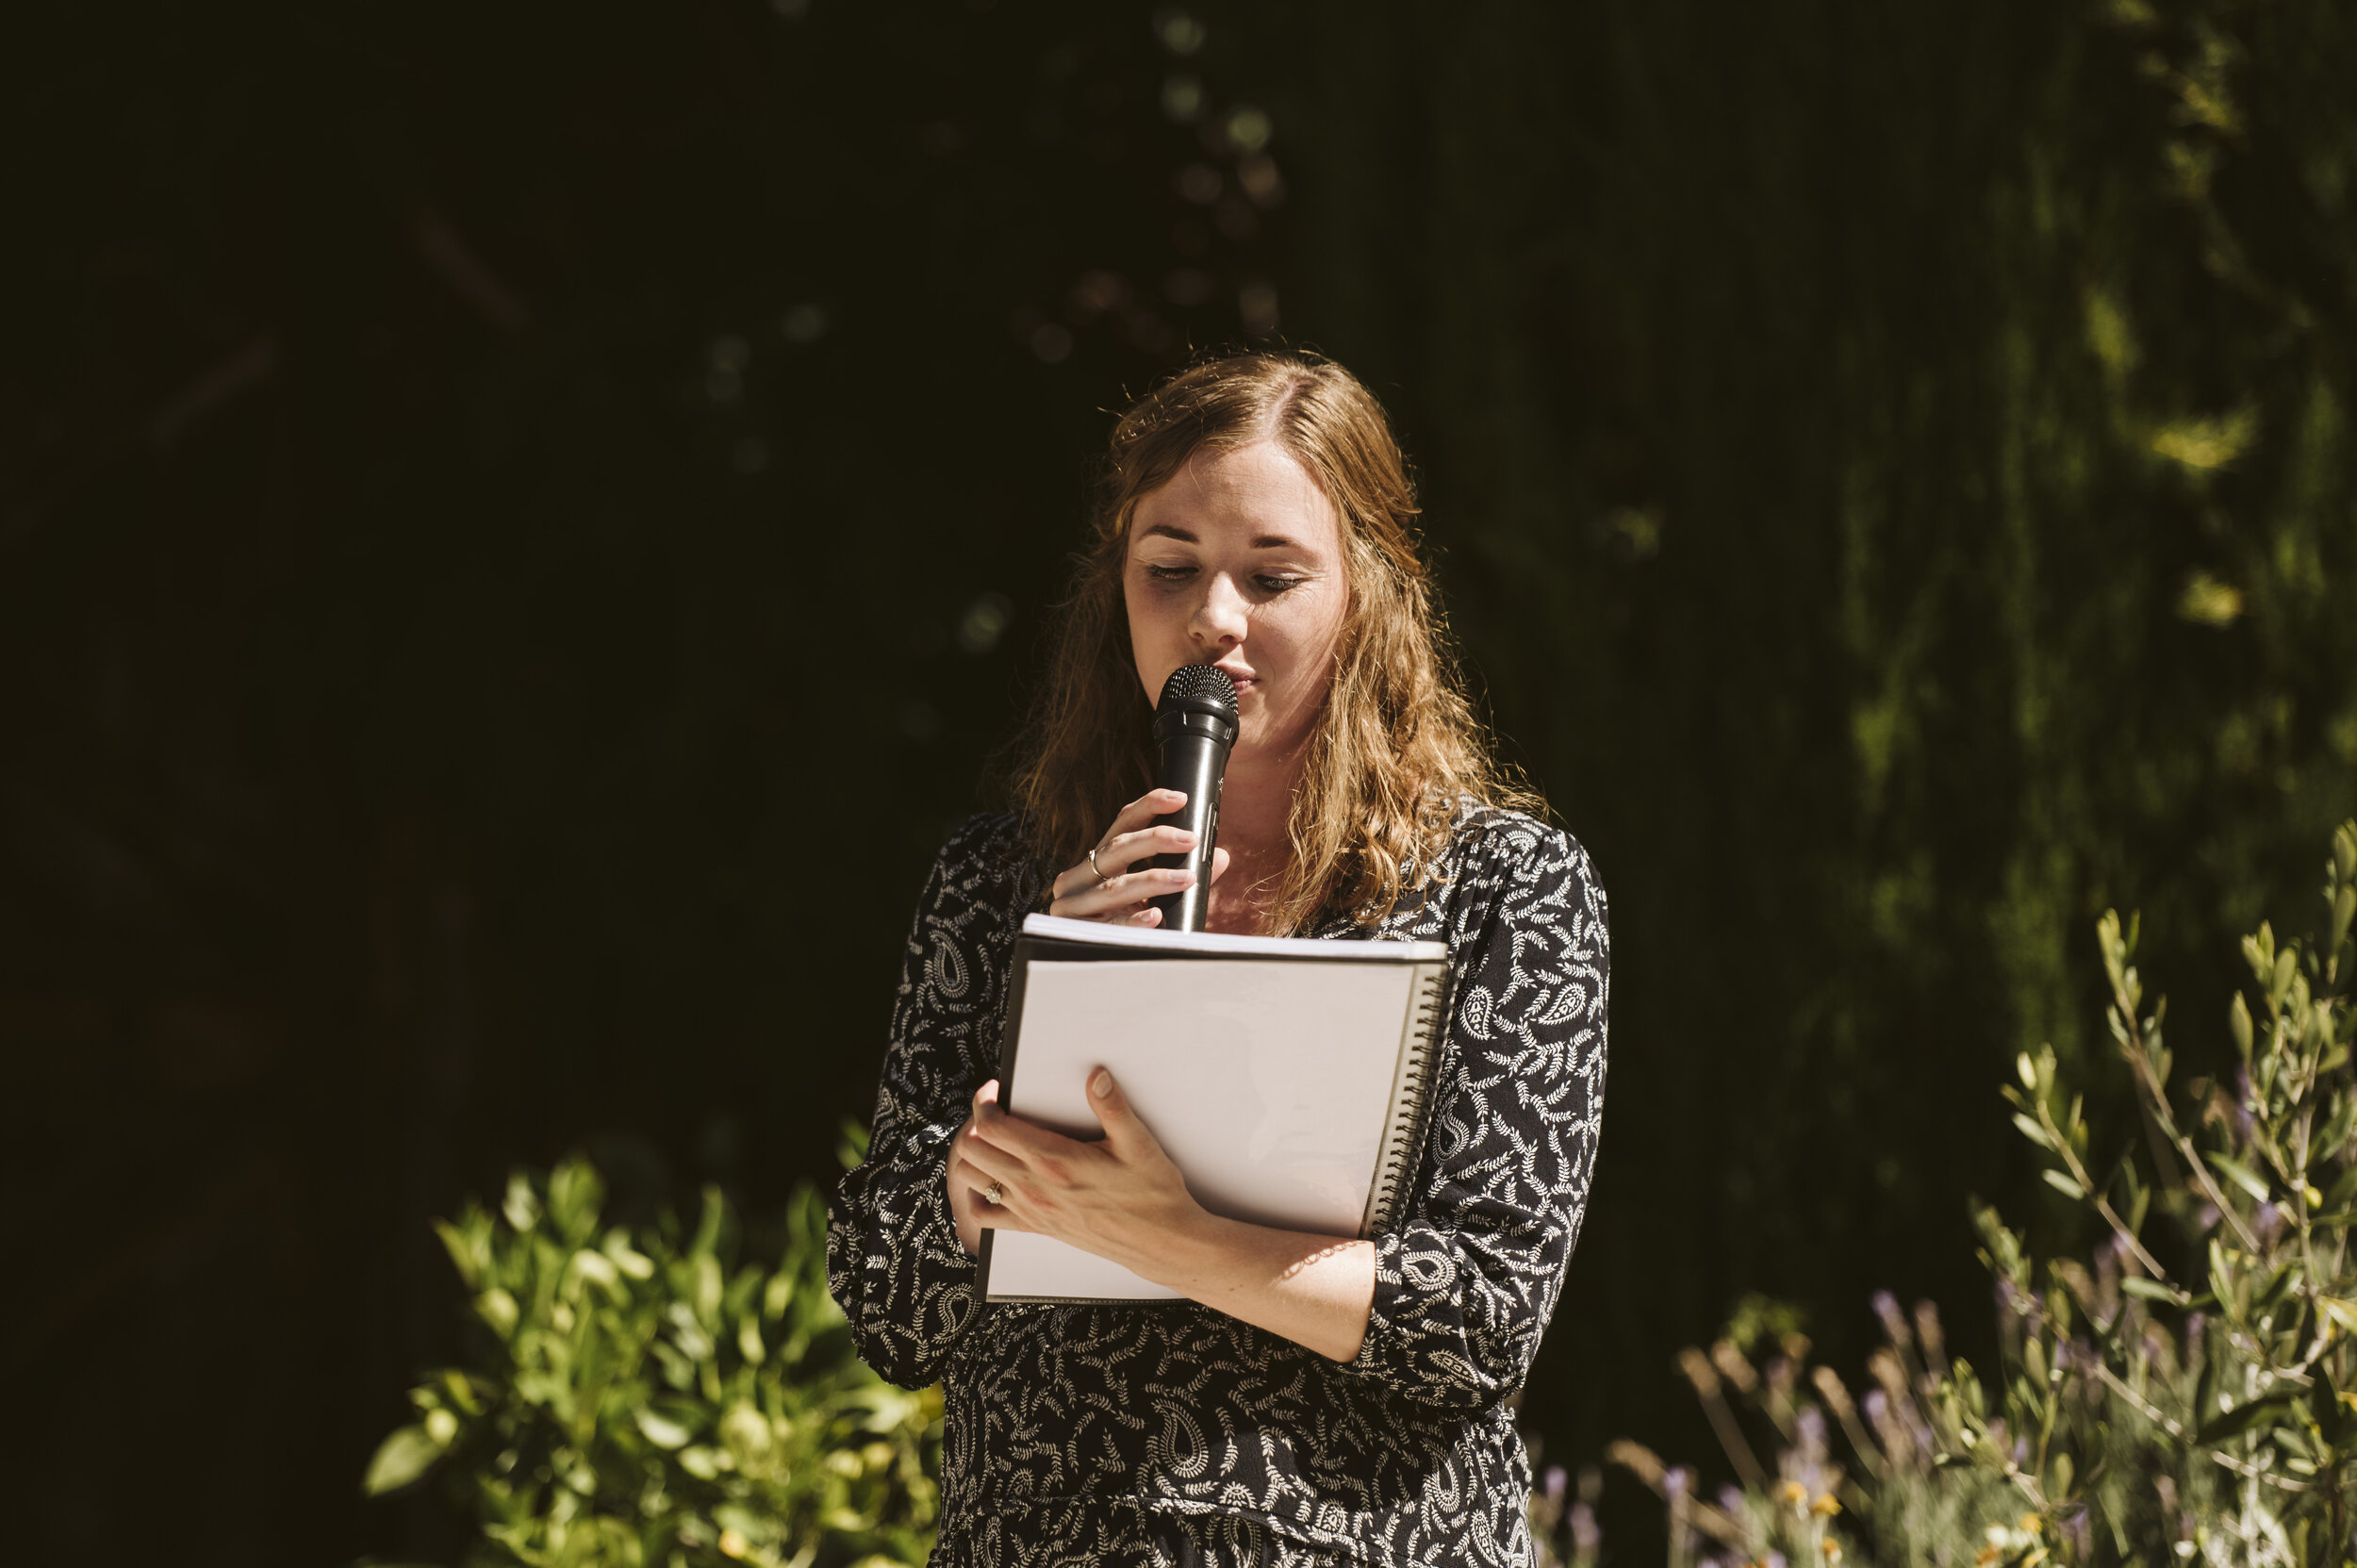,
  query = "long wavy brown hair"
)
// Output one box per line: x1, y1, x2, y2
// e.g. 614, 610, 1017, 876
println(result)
1010, 350, 1541, 933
